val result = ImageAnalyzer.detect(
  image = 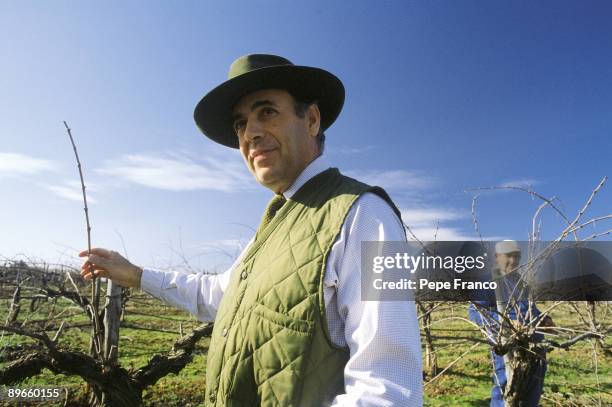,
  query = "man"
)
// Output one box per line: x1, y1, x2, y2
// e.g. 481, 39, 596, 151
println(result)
81, 54, 422, 406
468, 240, 552, 407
